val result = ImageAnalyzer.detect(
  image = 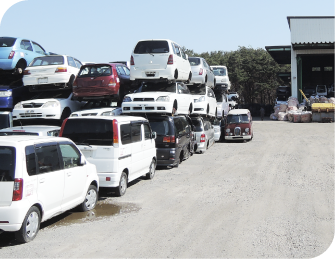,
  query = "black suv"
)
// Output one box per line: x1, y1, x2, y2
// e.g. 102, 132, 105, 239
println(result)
147, 114, 195, 167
